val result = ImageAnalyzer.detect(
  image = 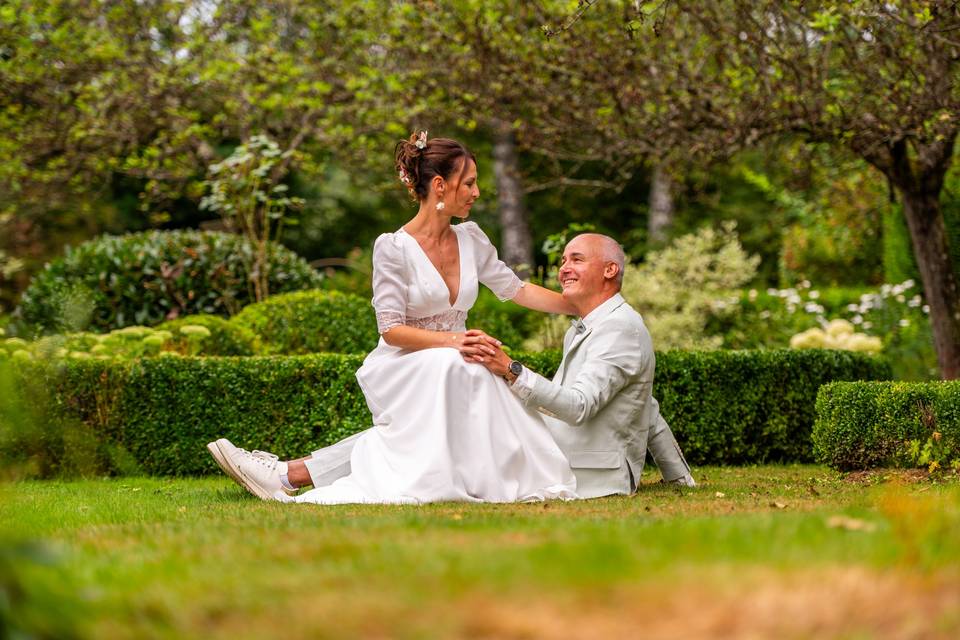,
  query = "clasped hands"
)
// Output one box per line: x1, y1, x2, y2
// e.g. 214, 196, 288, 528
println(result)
456, 329, 511, 377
